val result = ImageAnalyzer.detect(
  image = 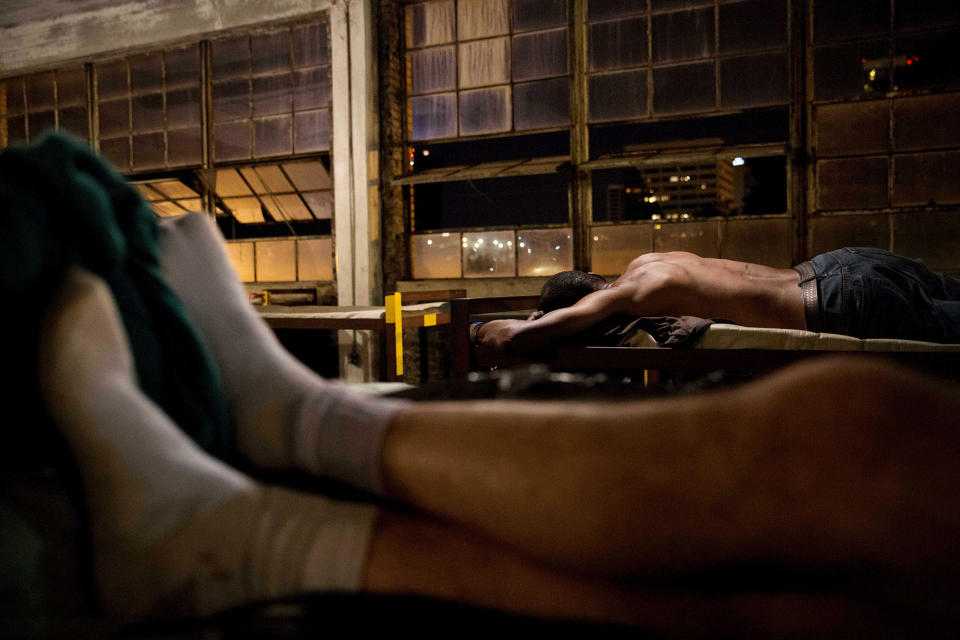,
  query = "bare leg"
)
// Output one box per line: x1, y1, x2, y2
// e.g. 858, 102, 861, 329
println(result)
381, 357, 960, 595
